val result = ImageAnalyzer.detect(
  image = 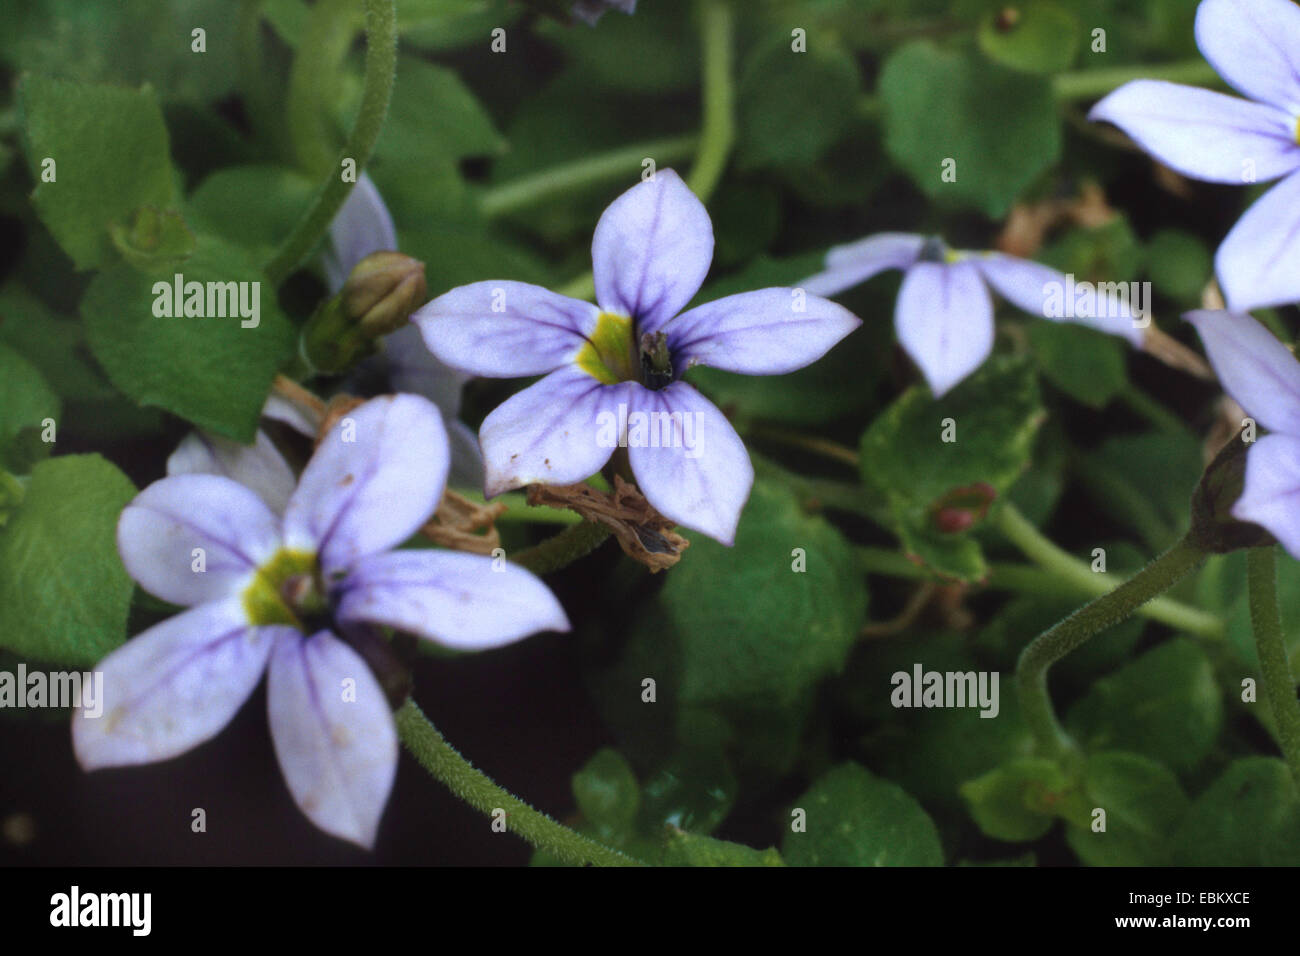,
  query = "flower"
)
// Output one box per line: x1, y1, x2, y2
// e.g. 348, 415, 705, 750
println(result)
73, 395, 569, 848
322, 173, 484, 488
412, 170, 860, 545
799, 233, 1145, 397
1089, 0, 1300, 311
1186, 309, 1300, 558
